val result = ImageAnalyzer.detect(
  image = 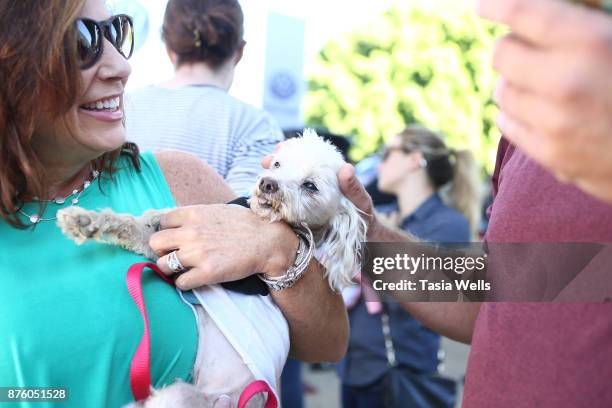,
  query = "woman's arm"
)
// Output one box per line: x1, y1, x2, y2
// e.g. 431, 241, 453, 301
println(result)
338, 163, 480, 344
154, 151, 349, 362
